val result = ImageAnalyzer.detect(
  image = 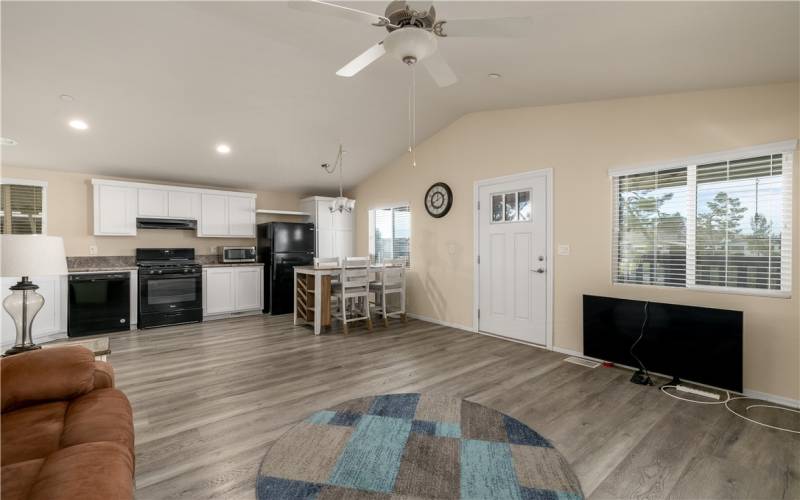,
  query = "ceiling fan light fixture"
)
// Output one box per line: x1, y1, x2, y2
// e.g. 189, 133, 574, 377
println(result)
383, 27, 437, 63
